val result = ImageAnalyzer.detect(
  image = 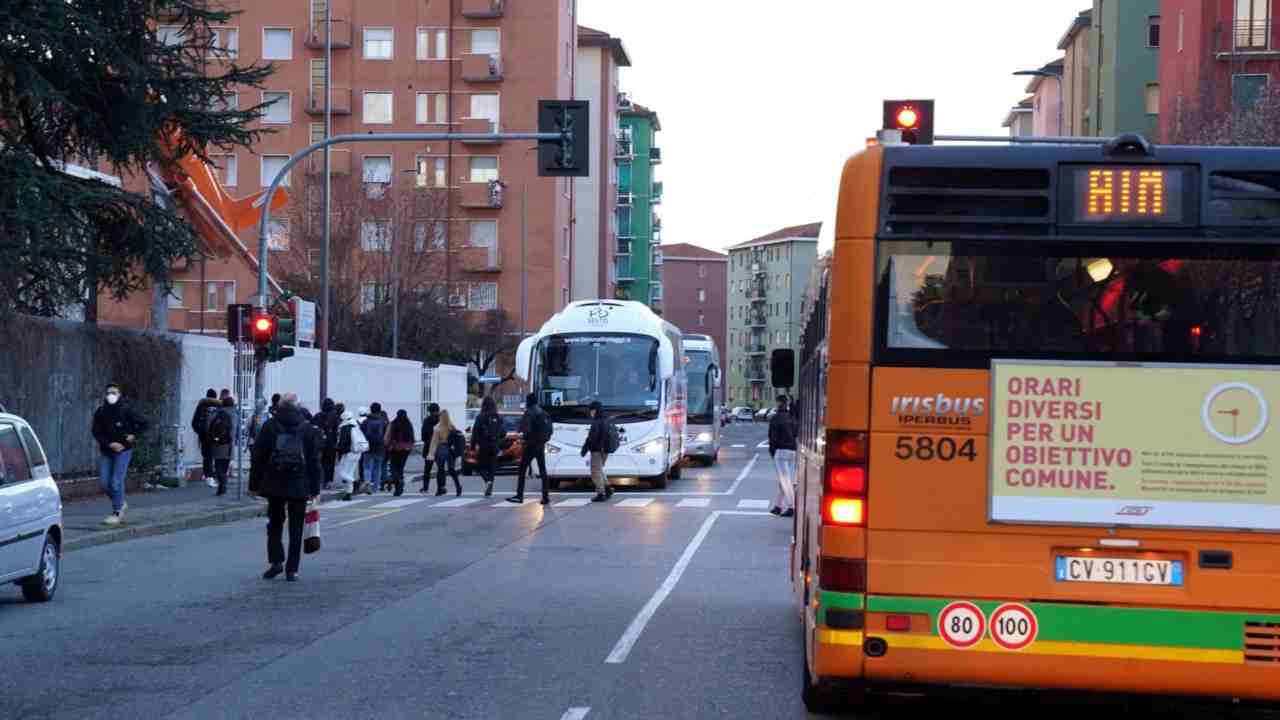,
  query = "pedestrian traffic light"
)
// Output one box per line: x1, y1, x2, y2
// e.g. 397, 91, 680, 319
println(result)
270, 314, 296, 363
537, 100, 590, 177
883, 99, 935, 145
